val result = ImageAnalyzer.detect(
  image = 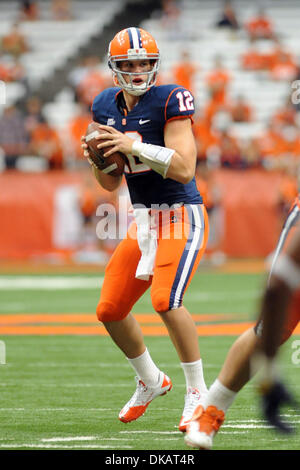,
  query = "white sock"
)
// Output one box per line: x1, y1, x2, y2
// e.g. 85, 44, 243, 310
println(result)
181, 359, 208, 394
202, 378, 237, 413
127, 348, 160, 386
